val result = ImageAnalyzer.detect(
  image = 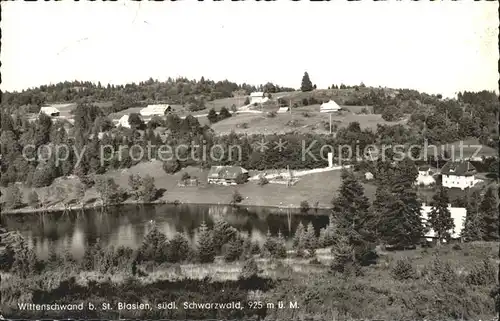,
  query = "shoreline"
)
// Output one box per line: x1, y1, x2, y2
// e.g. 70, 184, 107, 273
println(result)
0, 199, 333, 216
